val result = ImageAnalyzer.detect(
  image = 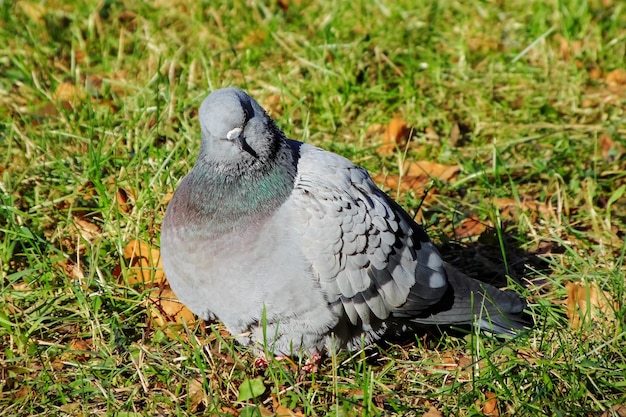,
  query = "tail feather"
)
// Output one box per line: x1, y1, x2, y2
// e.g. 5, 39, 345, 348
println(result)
412, 262, 530, 334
